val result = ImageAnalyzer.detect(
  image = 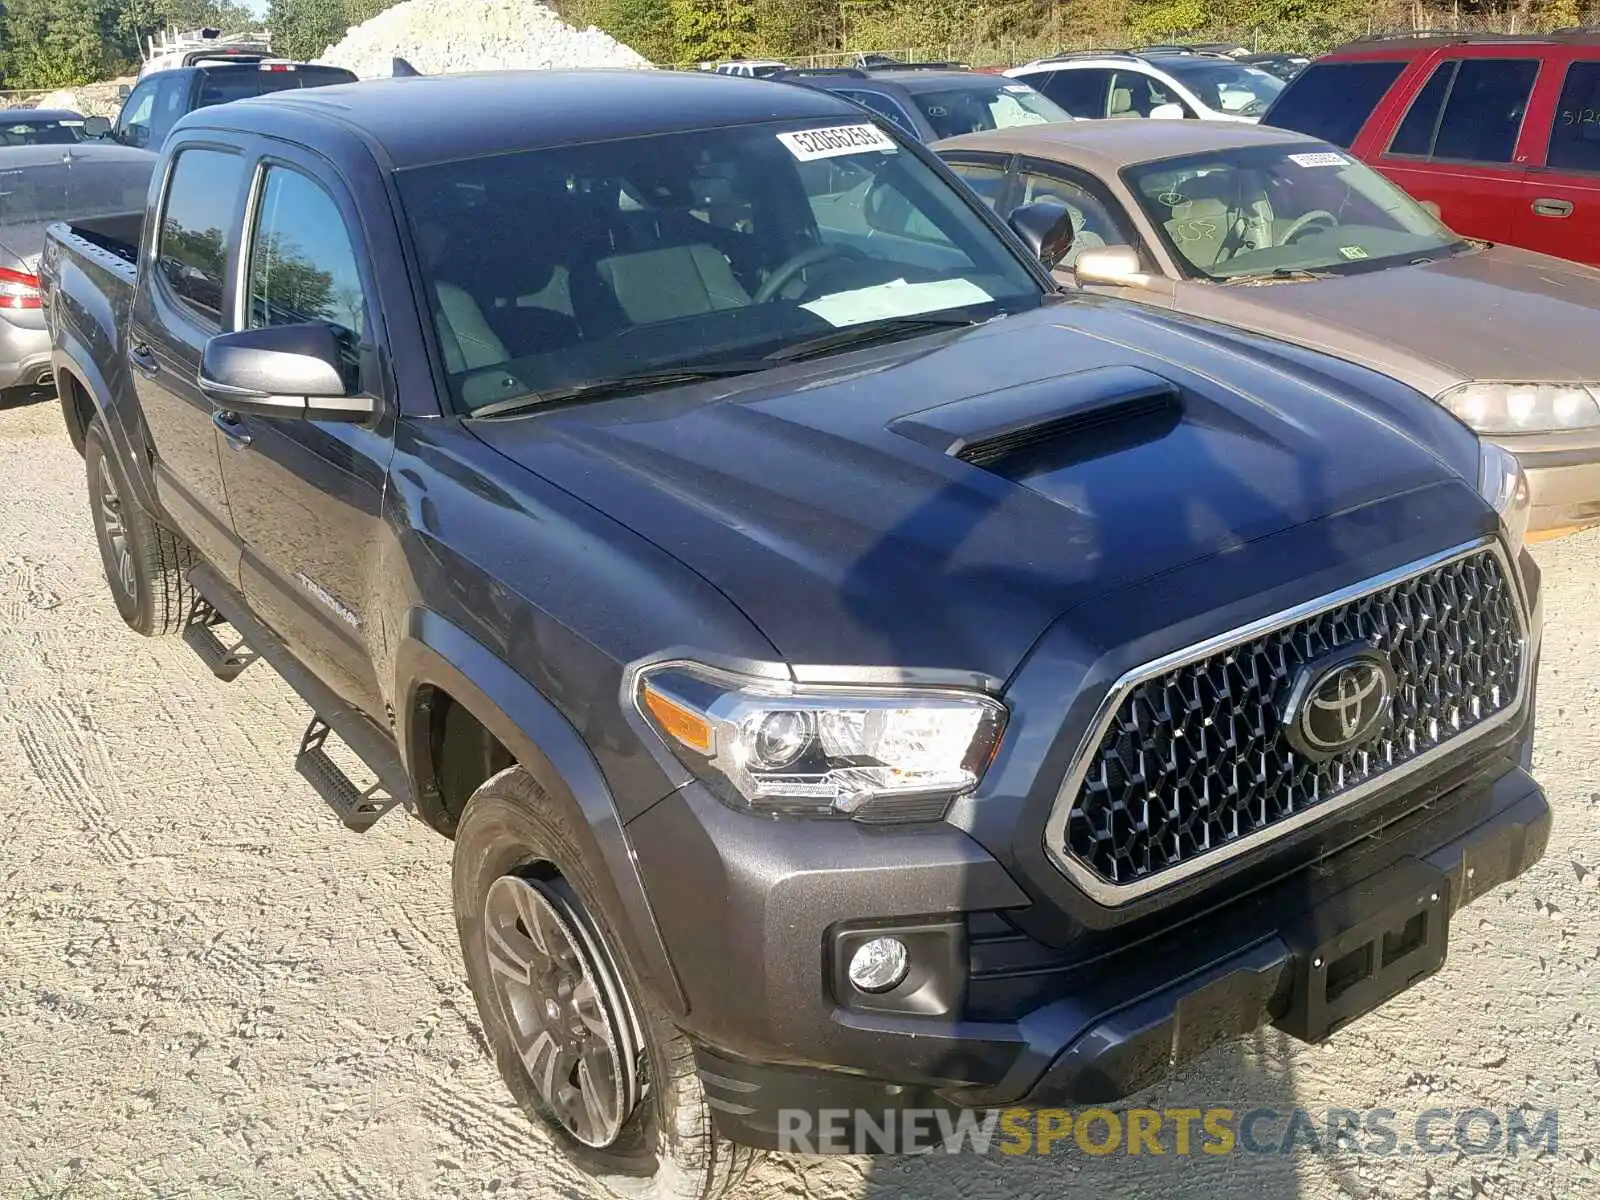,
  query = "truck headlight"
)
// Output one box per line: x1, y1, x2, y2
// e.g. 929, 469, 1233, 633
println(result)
635, 663, 1006, 822
1478, 440, 1531, 556
1439, 382, 1600, 434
